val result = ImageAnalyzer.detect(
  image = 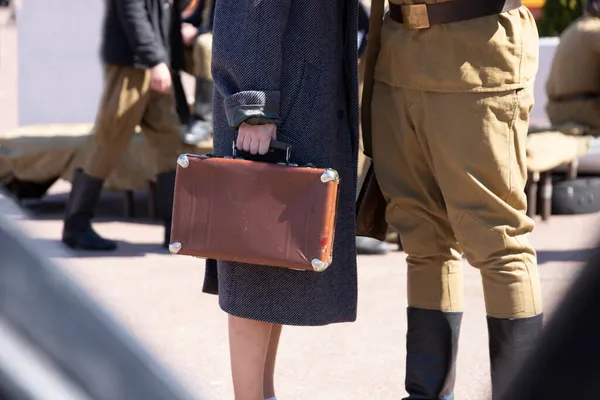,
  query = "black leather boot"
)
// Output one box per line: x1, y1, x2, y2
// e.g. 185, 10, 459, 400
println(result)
403, 307, 462, 400
183, 78, 213, 145
156, 170, 176, 248
61, 169, 117, 251
487, 314, 544, 400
